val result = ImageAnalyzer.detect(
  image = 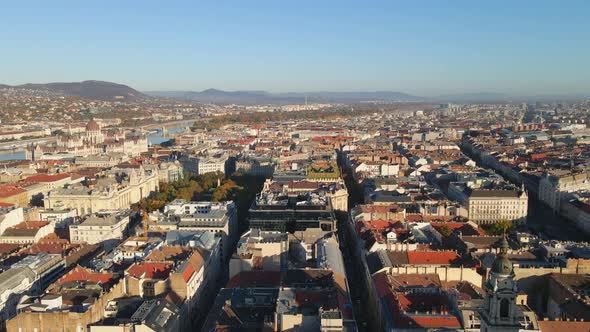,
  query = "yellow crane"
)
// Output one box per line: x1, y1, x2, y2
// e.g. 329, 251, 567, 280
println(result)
141, 209, 166, 239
